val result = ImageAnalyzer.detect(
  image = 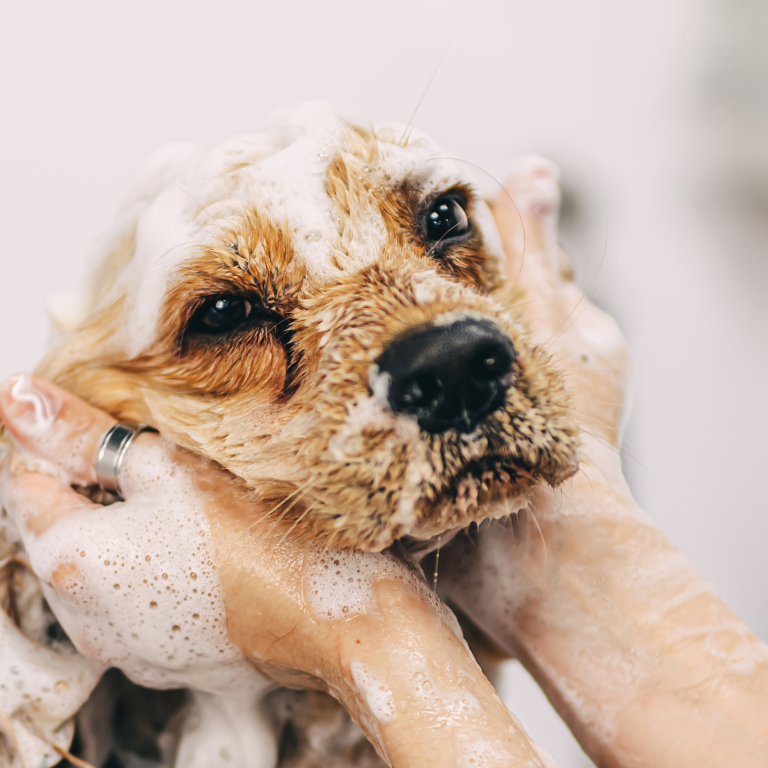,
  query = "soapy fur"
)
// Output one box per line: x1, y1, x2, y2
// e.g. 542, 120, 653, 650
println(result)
35, 101, 579, 551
